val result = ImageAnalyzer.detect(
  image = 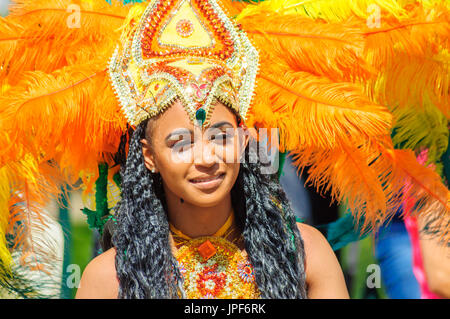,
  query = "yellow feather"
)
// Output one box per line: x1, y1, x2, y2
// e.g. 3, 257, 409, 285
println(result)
368, 49, 450, 118
391, 99, 449, 173
362, 2, 449, 71
0, 167, 13, 273
237, 0, 408, 22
